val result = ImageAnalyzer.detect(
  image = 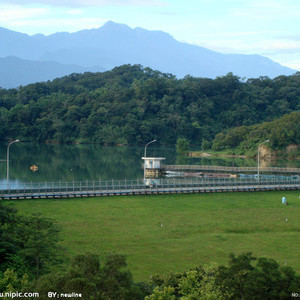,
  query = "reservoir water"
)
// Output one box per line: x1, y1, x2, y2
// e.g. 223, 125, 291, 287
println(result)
0, 142, 299, 184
